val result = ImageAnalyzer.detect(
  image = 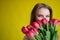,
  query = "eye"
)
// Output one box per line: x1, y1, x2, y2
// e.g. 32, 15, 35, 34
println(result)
46, 15, 50, 17
38, 15, 43, 17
